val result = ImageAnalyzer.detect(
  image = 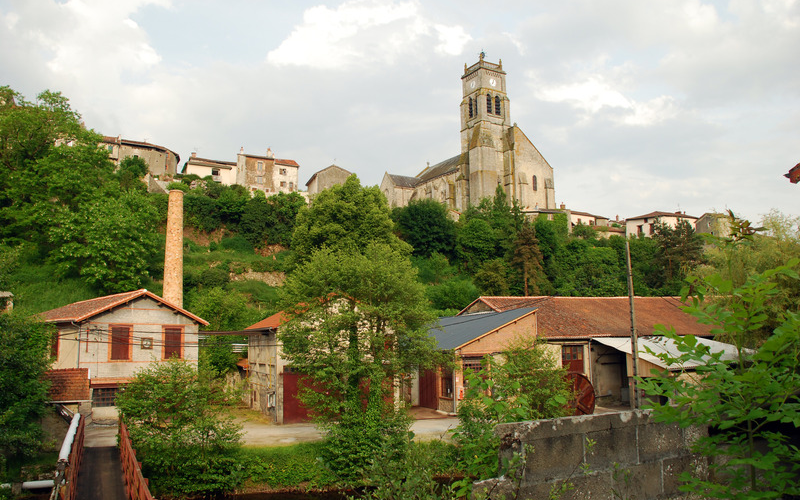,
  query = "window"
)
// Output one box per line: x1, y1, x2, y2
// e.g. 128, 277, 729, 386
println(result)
211, 168, 220, 176
486, 93, 492, 114
280, 181, 287, 188
92, 386, 120, 408
163, 326, 182, 359
51, 331, 59, 359
279, 168, 287, 175
256, 176, 264, 184
257, 161, 264, 173
637, 225, 644, 235
441, 370, 453, 397
532, 175, 538, 191
462, 357, 483, 373
468, 97, 474, 118
495, 95, 501, 115
561, 345, 582, 362
110, 325, 131, 361
106, 145, 113, 153
289, 182, 294, 190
